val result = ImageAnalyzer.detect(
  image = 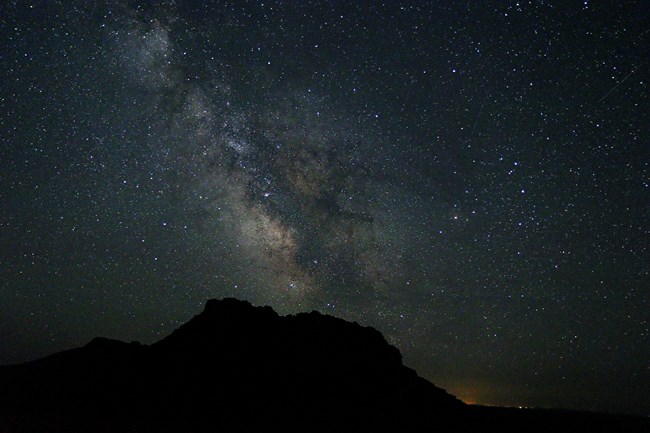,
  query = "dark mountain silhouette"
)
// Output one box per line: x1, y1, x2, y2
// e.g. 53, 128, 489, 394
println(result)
0, 298, 647, 432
